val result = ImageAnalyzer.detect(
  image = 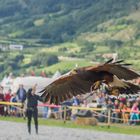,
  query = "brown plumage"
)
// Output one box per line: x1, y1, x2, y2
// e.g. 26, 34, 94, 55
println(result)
40, 59, 140, 104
